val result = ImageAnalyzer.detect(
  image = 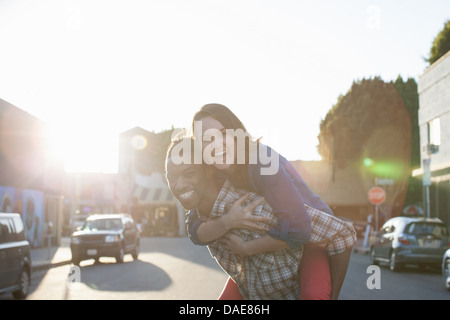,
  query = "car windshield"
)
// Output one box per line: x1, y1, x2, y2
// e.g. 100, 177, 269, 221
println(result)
82, 218, 123, 231
404, 222, 448, 237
